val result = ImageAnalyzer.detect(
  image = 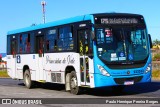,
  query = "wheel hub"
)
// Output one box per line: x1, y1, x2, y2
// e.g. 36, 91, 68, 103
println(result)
71, 77, 77, 89
25, 74, 30, 86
